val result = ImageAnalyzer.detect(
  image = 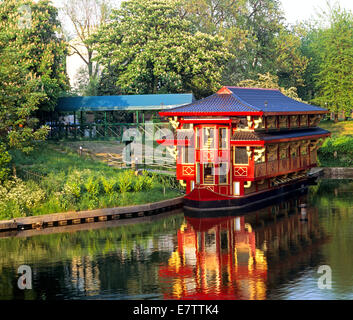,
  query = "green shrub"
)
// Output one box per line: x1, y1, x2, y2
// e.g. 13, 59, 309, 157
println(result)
318, 136, 353, 166
101, 177, 117, 196
117, 170, 135, 193
84, 176, 102, 198
141, 171, 155, 191
0, 177, 45, 218
0, 144, 11, 183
